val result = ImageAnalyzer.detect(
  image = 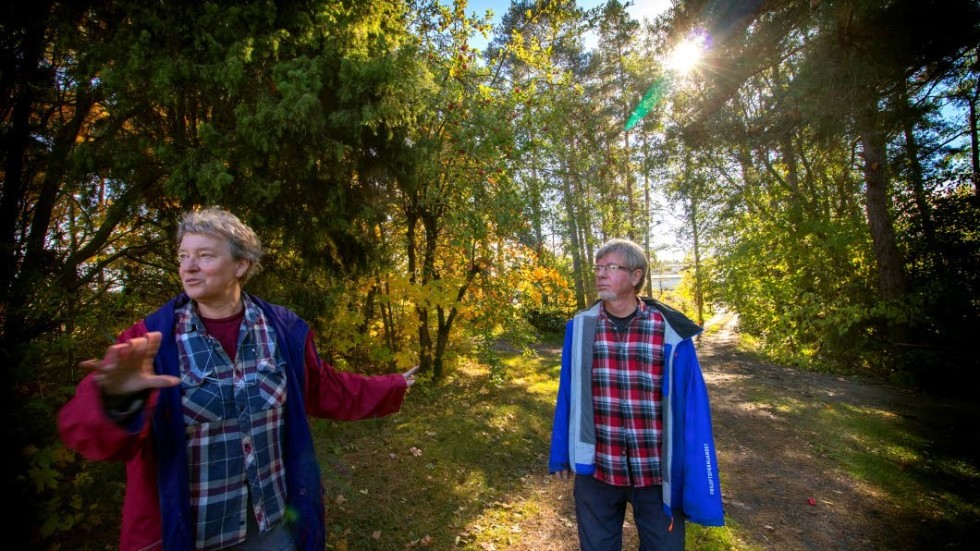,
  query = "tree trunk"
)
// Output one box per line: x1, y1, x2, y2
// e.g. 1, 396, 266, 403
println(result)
970, 74, 979, 197
642, 133, 653, 292
901, 85, 936, 248
420, 210, 440, 379
403, 205, 432, 375
381, 279, 396, 360
857, 105, 907, 301
433, 260, 482, 381
690, 194, 705, 327
0, 3, 49, 310
562, 160, 587, 309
